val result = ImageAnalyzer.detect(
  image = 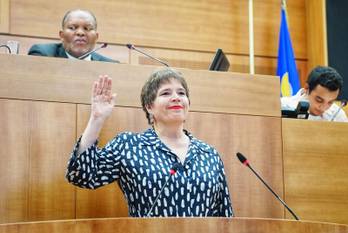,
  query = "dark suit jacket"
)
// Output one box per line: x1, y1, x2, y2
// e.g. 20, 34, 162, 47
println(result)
28, 43, 118, 63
